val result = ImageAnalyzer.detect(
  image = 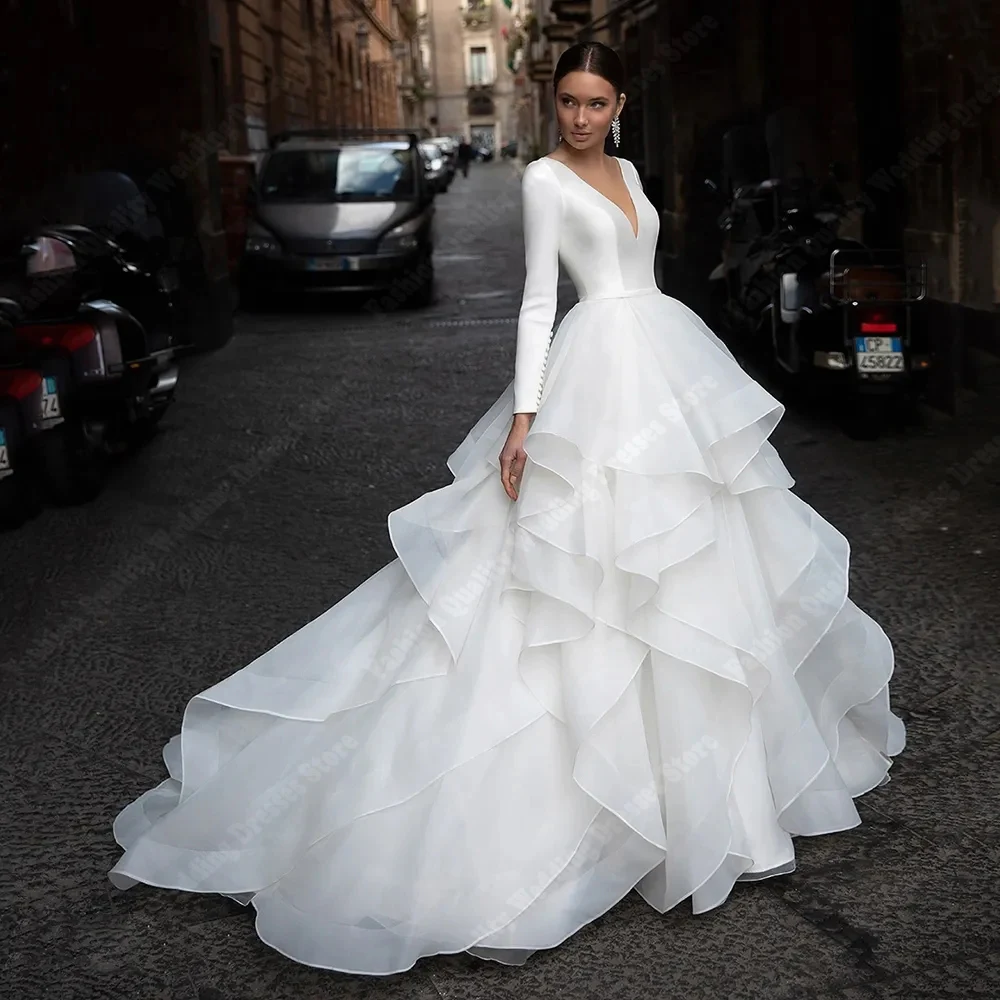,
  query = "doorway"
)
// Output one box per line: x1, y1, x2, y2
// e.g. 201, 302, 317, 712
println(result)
470, 124, 496, 153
